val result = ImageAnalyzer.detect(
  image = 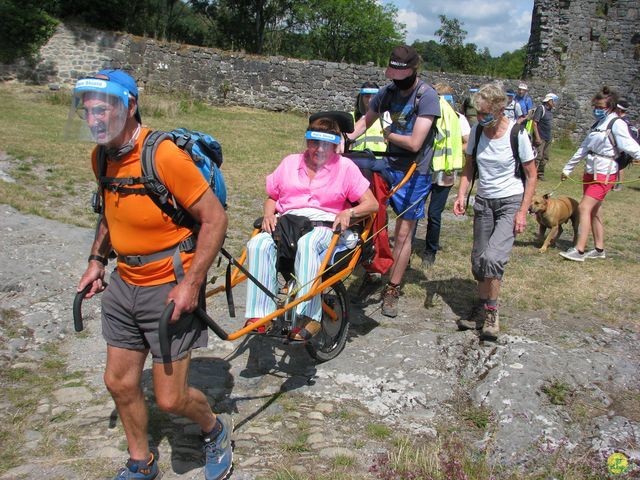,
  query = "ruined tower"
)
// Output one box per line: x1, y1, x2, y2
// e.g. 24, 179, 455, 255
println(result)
525, 0, 639, 133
